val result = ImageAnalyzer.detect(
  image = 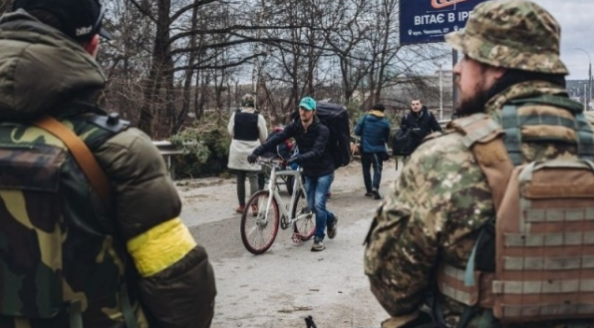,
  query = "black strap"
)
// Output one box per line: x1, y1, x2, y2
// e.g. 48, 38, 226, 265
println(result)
120, 283, 138, 328
427, 293, 449, 328
68, 300, 83, 328
456, 307, 479, 328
